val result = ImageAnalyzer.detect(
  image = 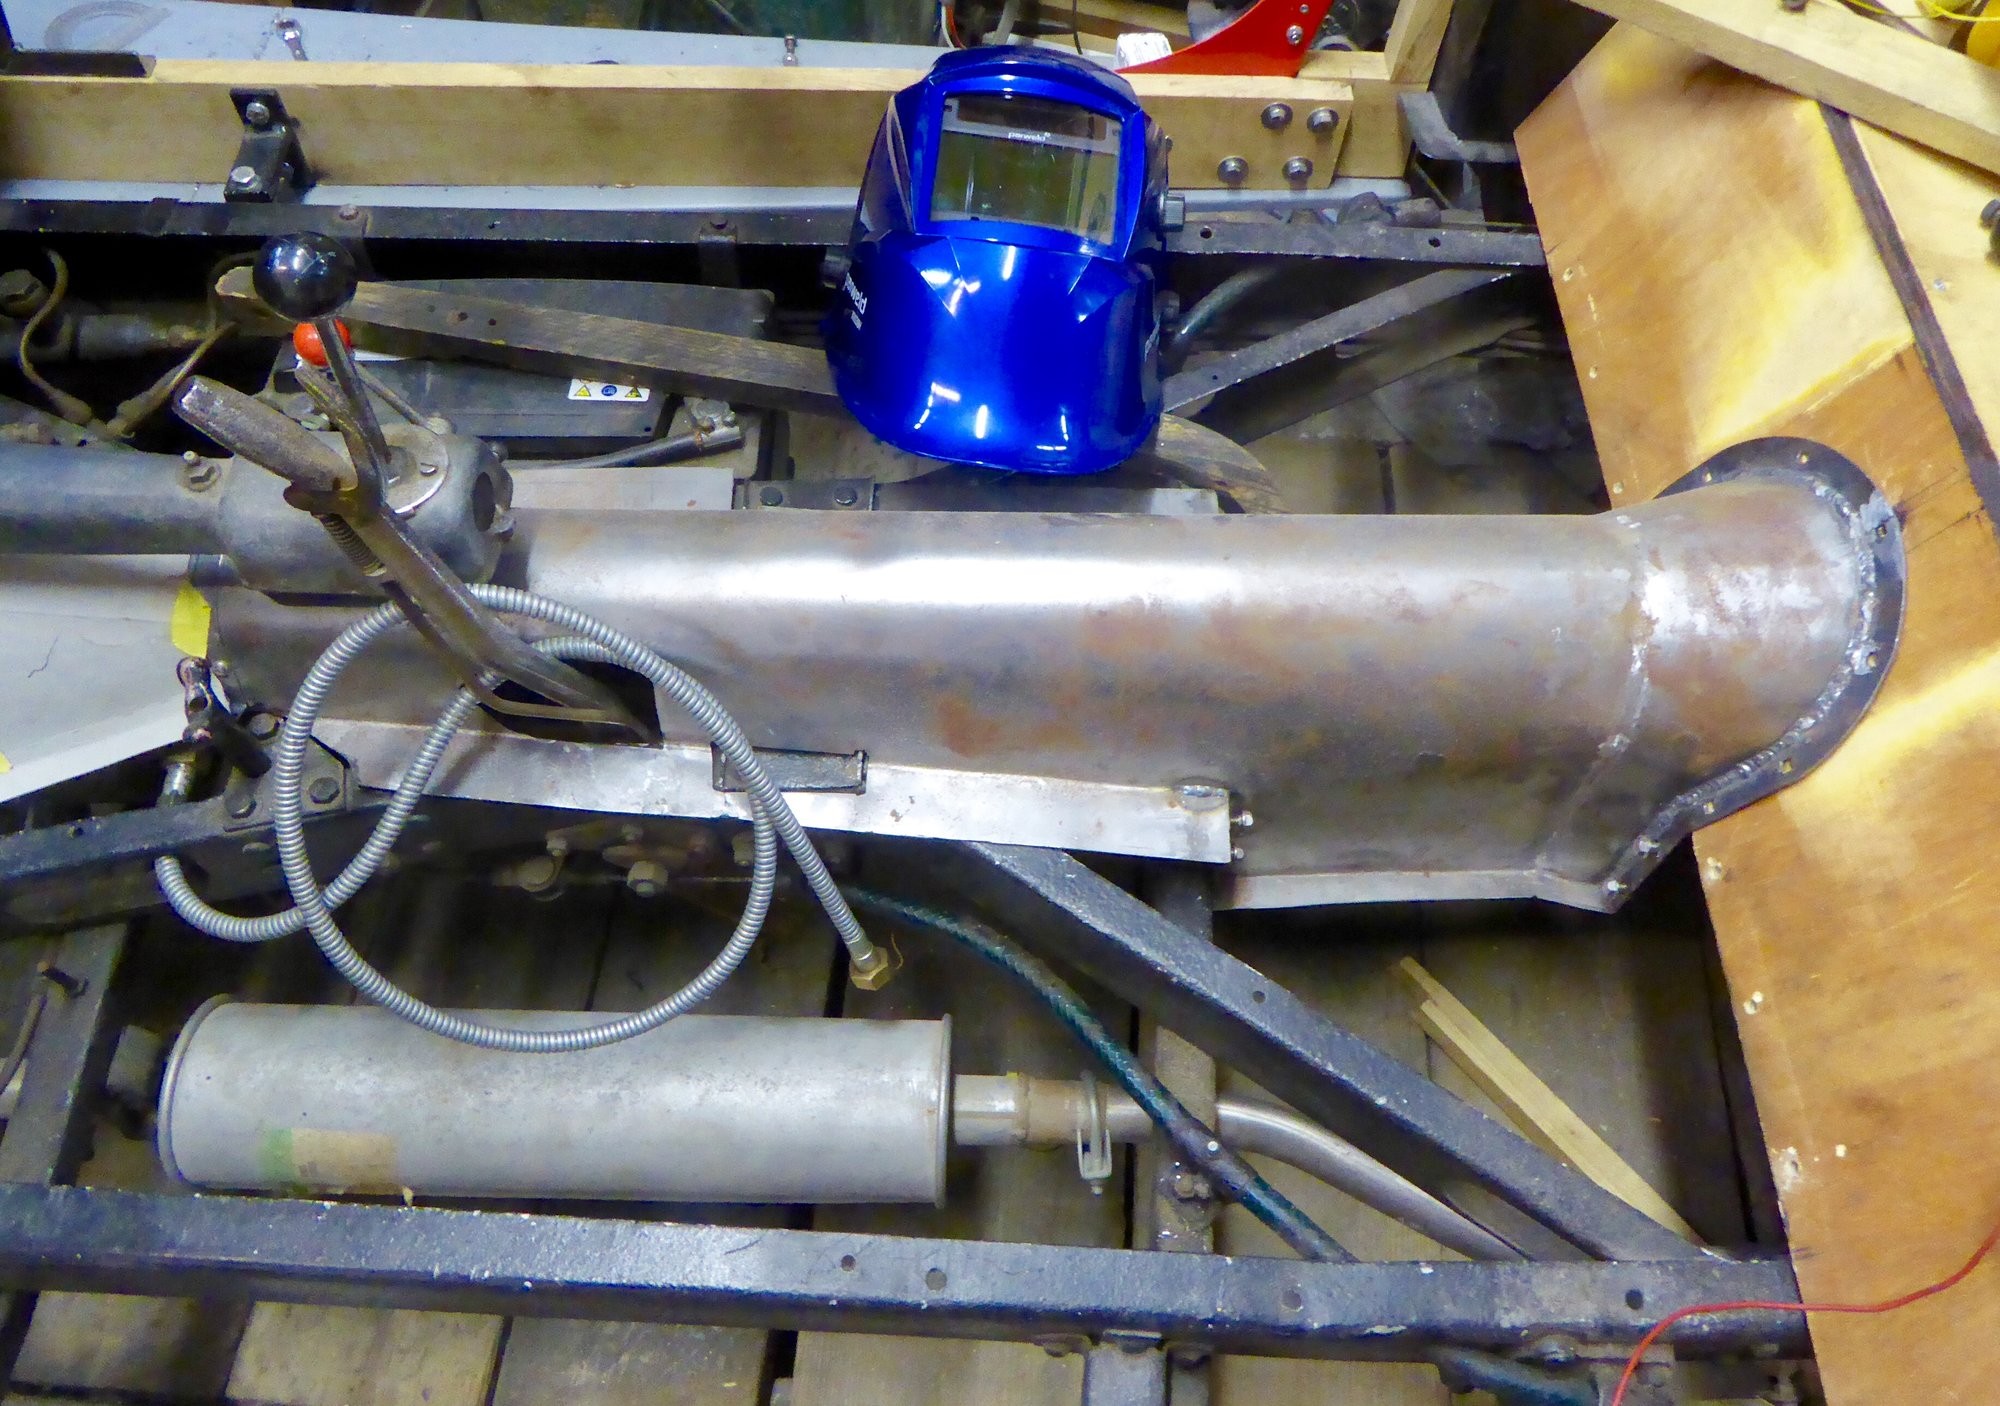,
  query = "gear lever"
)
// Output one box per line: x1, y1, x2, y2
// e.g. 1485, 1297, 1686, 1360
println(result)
174, 233, 657, 741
